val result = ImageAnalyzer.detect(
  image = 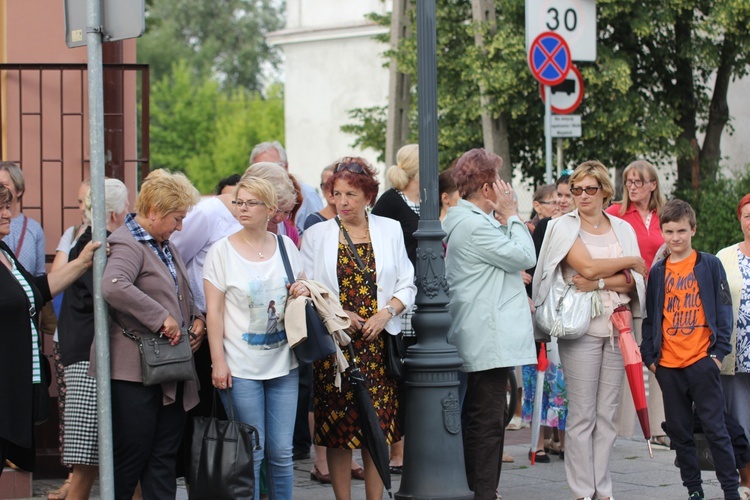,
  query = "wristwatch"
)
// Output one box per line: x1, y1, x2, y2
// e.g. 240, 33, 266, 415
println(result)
598, 278, 605, 290
384, 305, 397, 318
